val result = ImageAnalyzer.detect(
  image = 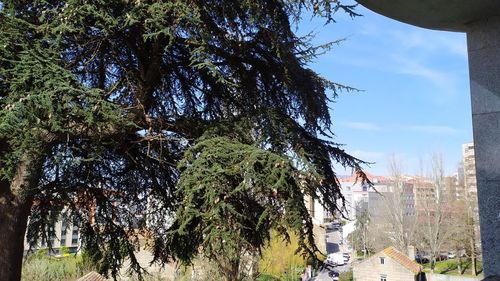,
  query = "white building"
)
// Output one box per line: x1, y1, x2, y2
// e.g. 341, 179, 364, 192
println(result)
306, 172, 389, 240
462, 143, 478, 200
24, 217, 80, 255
